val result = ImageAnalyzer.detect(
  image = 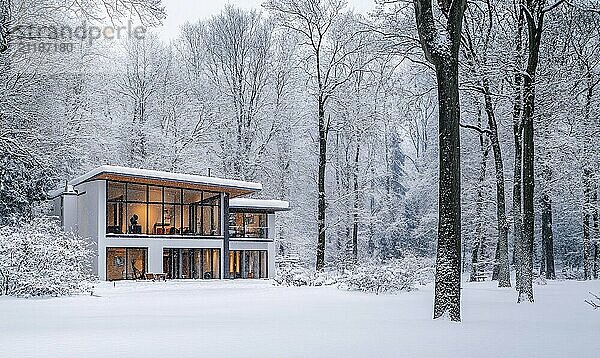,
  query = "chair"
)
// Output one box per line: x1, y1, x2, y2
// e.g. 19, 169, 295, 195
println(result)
155, 273, 166, 281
